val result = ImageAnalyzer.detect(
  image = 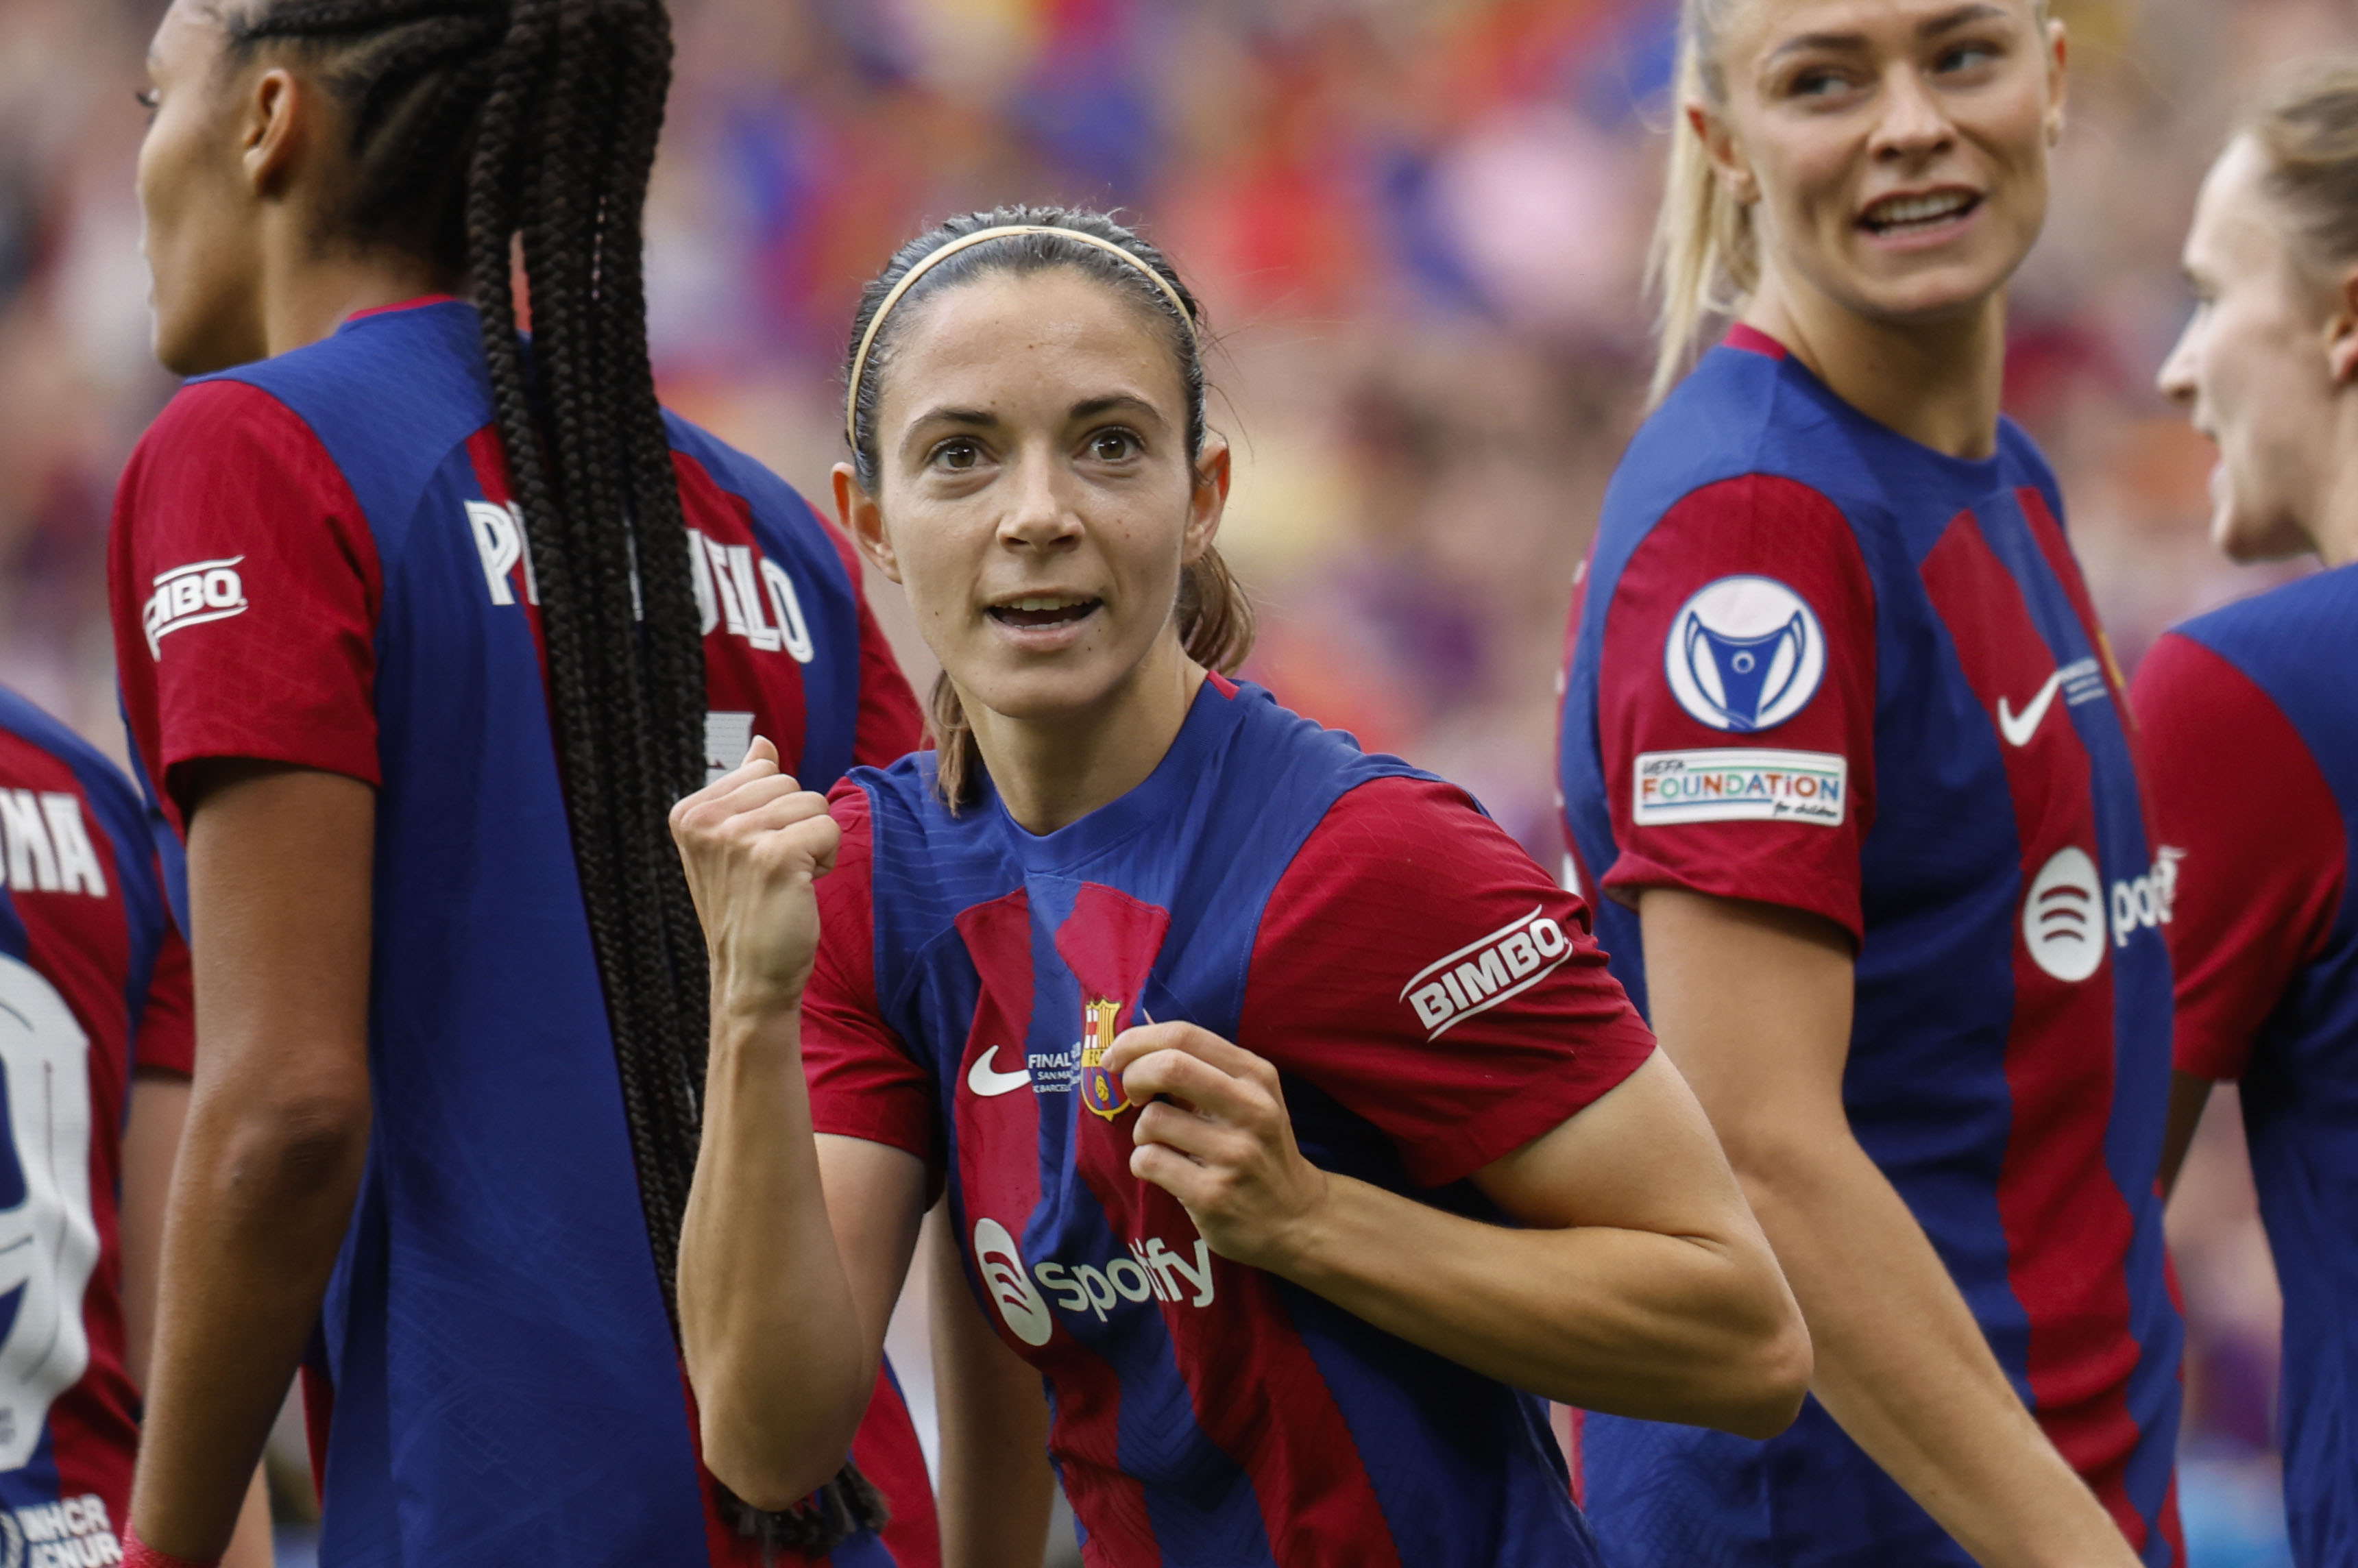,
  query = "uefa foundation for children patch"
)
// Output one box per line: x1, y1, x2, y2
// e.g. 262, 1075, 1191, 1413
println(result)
1633, 748, 1847, 826
1664, 575, 1826, 733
